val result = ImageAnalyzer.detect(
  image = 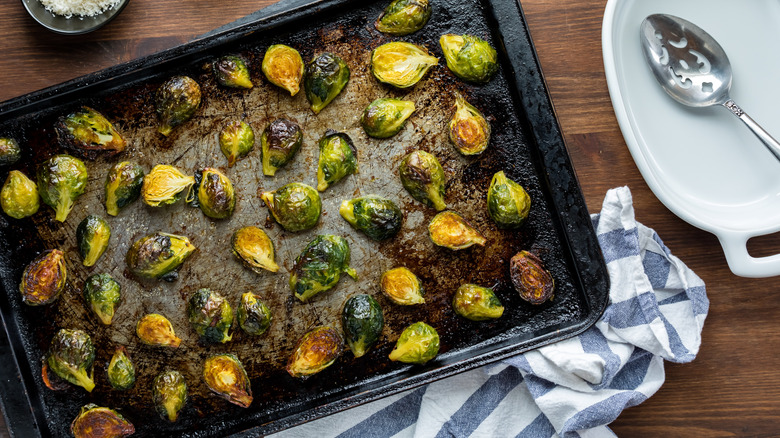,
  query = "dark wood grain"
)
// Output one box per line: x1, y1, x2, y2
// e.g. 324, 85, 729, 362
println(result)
1, 0, 779, 436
